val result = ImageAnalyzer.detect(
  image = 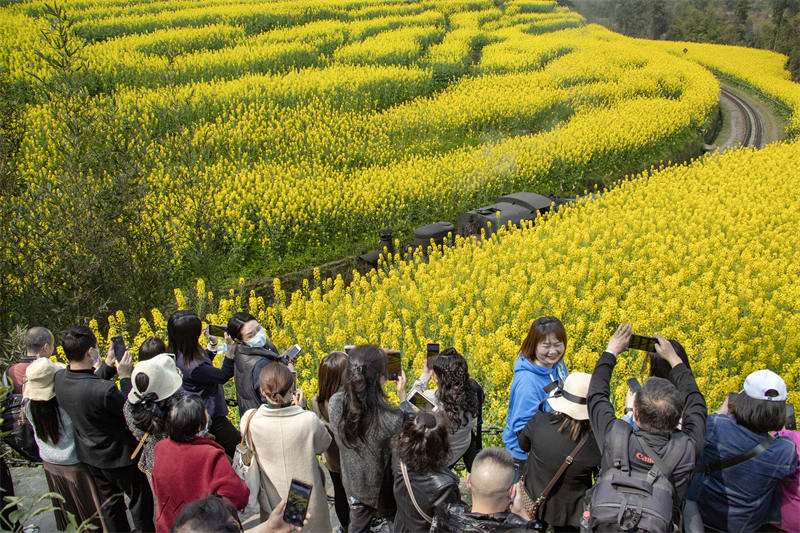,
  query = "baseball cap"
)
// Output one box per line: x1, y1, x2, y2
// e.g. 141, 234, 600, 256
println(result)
742, 369, 787, 402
